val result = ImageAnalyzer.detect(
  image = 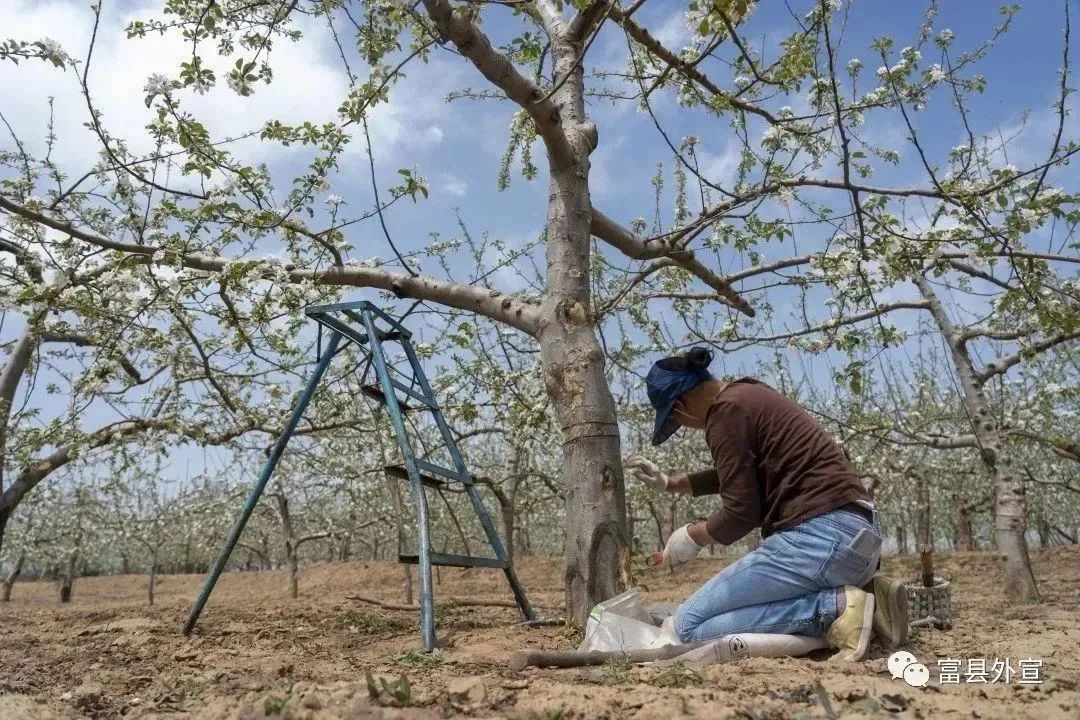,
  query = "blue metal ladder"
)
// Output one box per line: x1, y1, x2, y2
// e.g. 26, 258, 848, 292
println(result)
182, 300, 536, 650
